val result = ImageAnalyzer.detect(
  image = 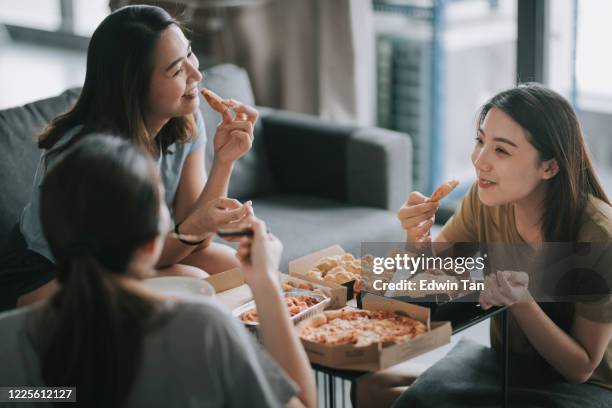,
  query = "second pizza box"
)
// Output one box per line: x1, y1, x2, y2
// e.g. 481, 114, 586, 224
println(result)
204, 267, 253, 310
288, 245, 357, 304
205, 267, 339, 310
296, 293, 452, 372
280, 274, 345, 309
